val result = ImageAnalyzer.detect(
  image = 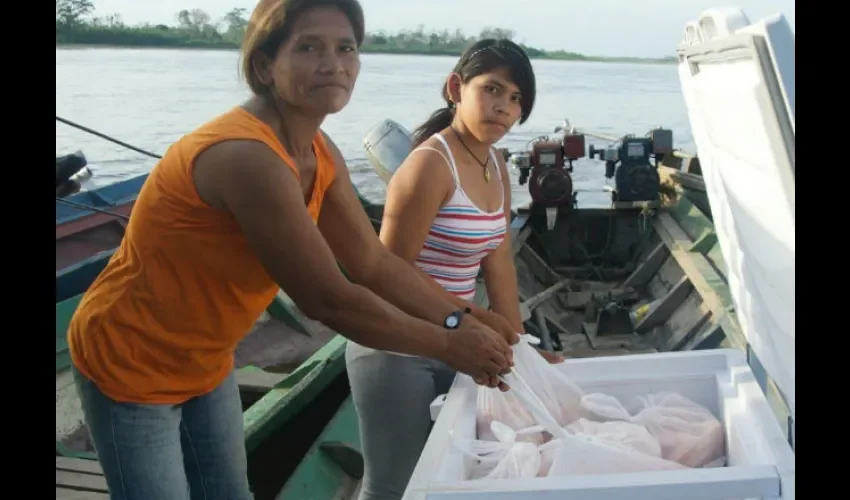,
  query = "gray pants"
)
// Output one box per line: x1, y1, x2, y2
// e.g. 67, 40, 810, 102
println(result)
346, 341, 456, 500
